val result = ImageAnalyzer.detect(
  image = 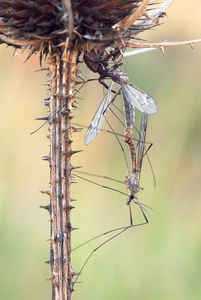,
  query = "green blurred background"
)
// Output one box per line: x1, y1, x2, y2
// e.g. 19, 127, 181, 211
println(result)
0, 2, 201, 299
